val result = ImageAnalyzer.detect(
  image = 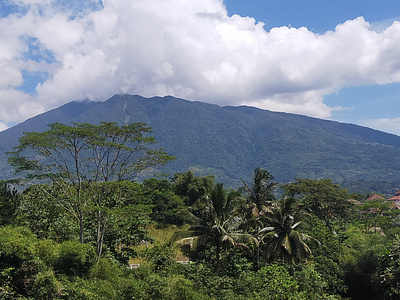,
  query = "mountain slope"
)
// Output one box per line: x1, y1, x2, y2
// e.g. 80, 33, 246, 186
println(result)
1, 94, 400, 188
